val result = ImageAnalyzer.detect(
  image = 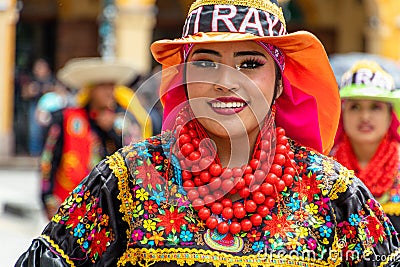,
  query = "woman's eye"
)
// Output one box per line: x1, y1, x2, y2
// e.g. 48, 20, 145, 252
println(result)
349, 104, 360, 111
191, 60, 217, 69
238, 60, 264, 70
